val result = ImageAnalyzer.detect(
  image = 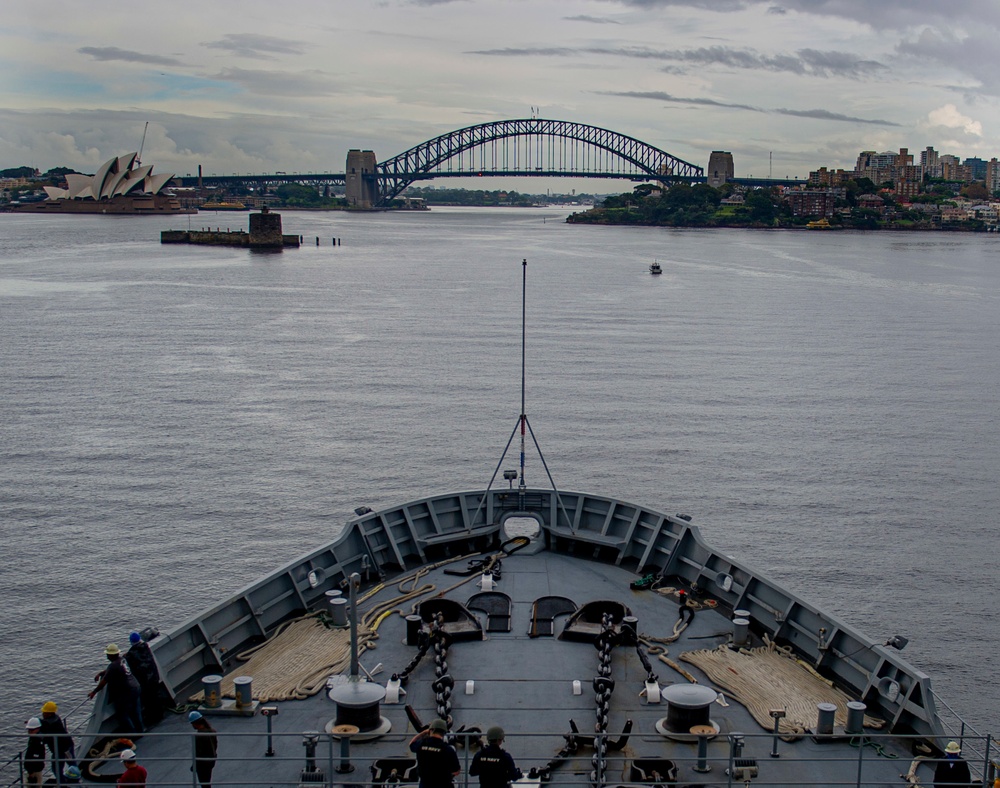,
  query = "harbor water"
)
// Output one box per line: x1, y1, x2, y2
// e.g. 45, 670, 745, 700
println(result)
1, 207, 998, 751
